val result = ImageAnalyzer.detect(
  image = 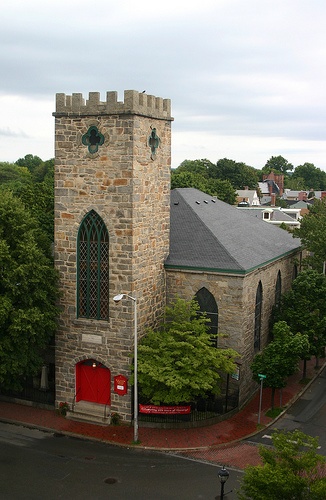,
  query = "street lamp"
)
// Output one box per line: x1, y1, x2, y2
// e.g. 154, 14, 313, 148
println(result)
113, 293, 138, 442
218, 465, 229, 500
